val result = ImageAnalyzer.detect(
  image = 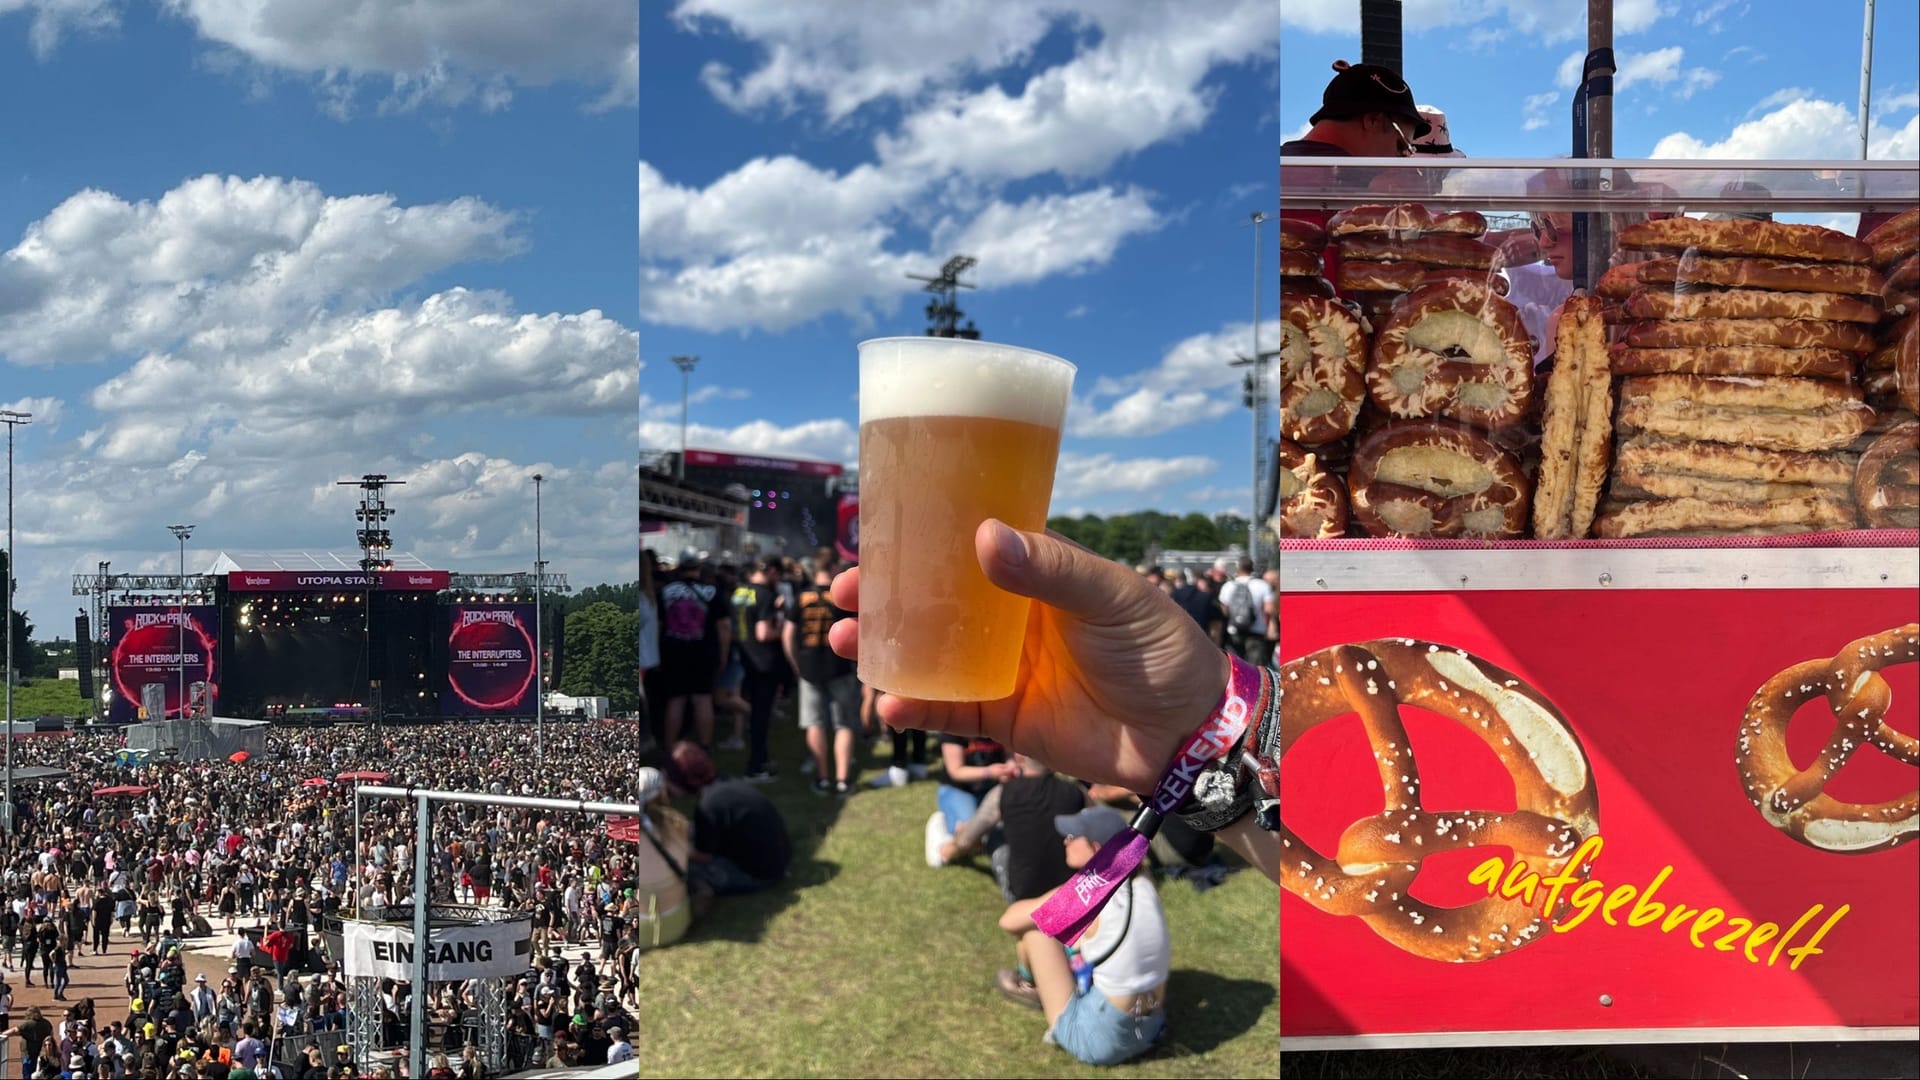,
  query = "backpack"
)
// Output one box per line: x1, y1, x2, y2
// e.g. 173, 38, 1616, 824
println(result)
1221, 578, 1256, 632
